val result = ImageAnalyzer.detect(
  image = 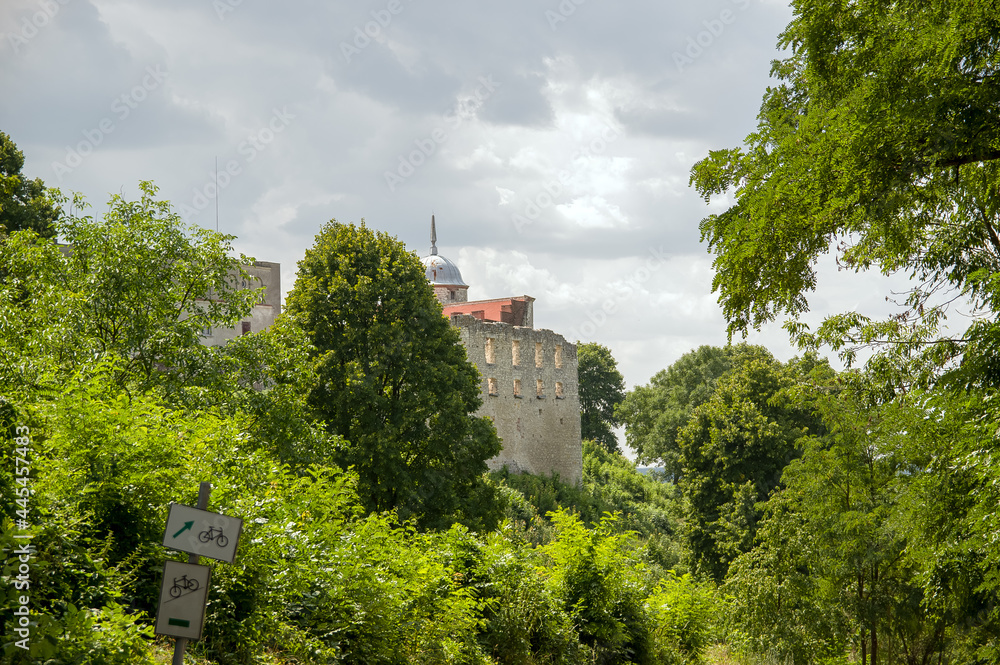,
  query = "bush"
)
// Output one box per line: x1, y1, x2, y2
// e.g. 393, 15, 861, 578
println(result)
645, 572, 717, 664
543, 511, 654, 664
473, 523, 584, 664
